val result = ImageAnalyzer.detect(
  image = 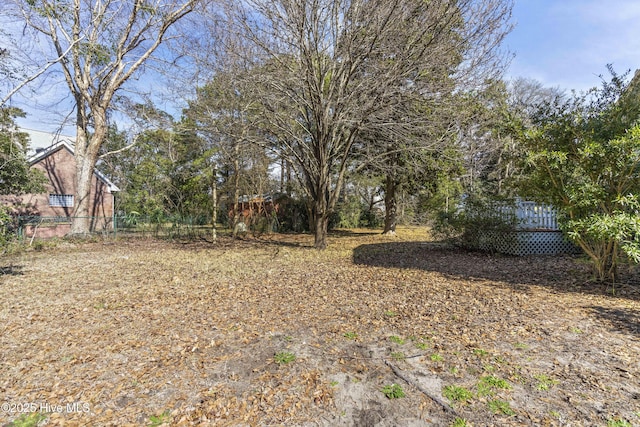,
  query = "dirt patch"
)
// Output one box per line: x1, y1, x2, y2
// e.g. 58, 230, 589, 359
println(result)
1, 230, 639, 426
